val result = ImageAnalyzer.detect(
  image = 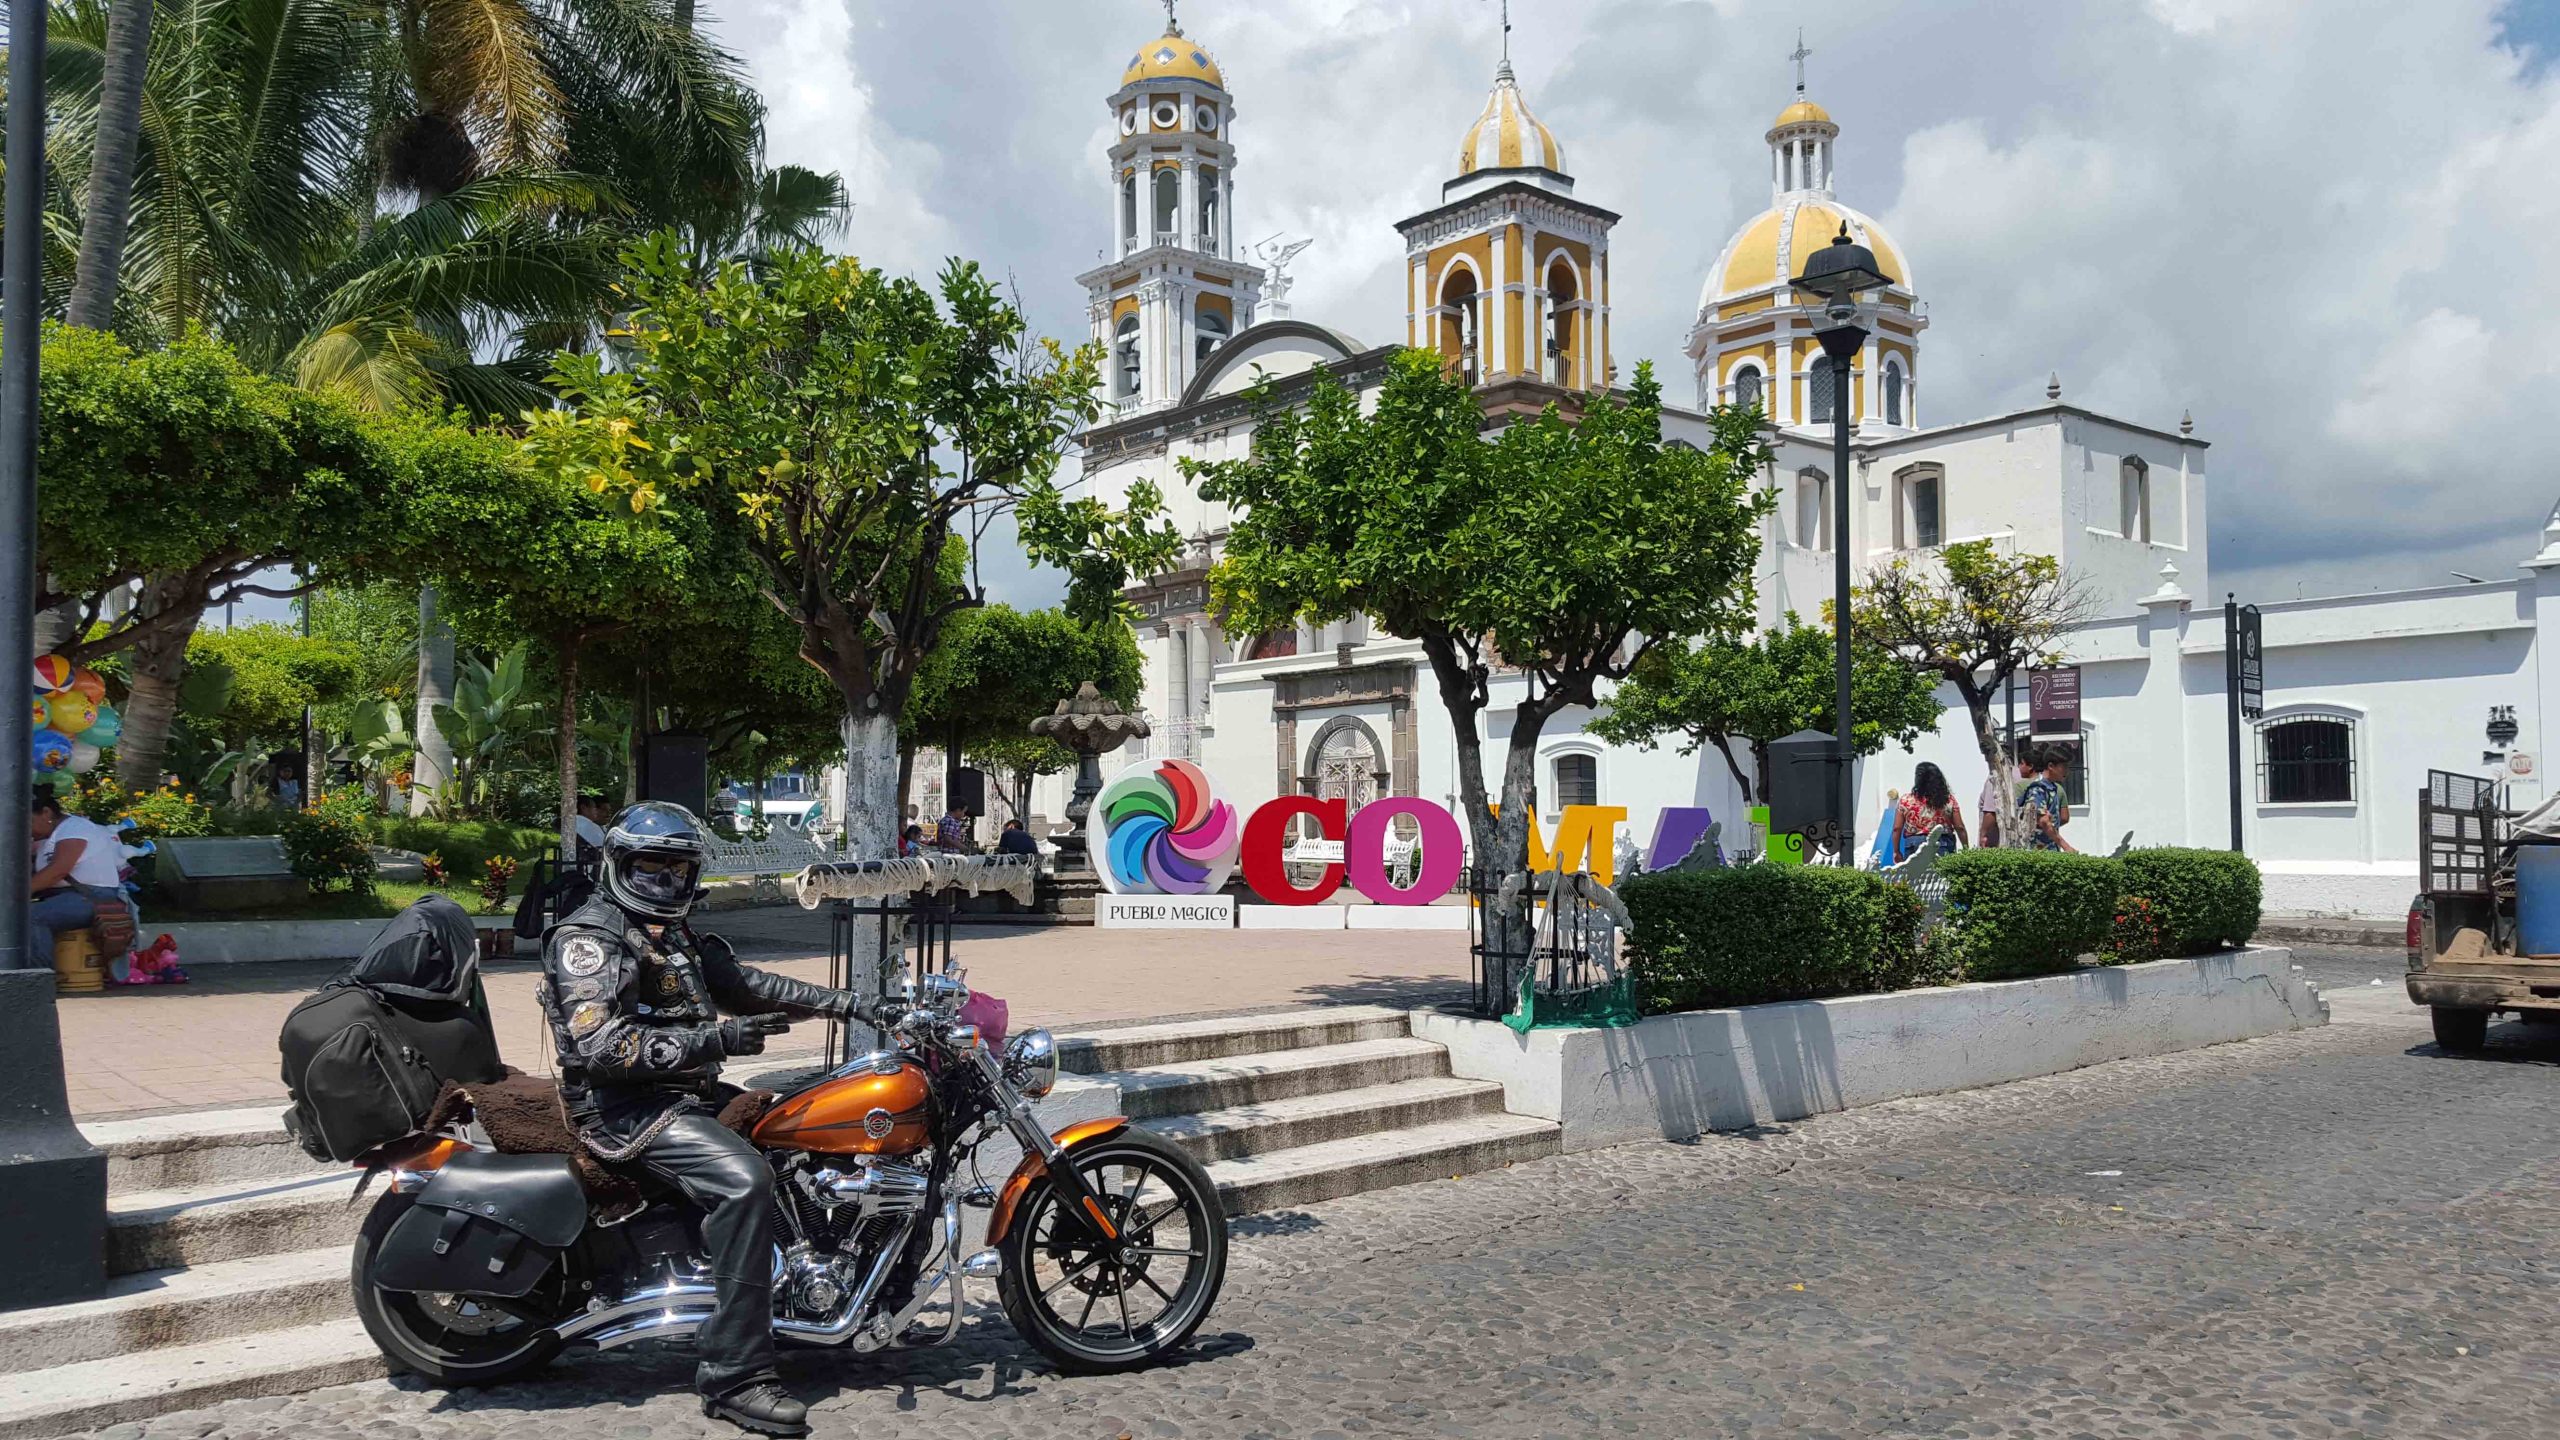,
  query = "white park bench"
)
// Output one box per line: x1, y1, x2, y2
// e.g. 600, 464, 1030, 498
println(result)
1283, 833, 1421, 890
